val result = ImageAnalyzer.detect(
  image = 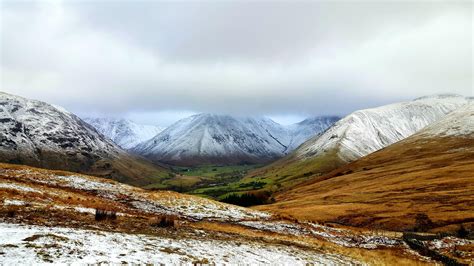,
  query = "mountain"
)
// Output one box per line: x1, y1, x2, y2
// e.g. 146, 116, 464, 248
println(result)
0, 92, 169, 186
294, 94, 471, 162
286, 116, 340, 151
133, 113, 338, 166
83, 117, 164, 149
241, 94, 471, 191
257, 103, 474, 232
